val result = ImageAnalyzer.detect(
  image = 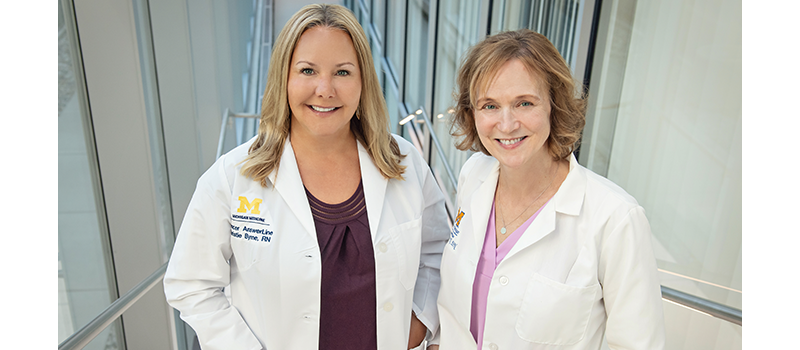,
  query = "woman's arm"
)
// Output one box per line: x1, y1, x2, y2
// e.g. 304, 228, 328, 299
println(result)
599, 206, 666, 349
410, 152, 451, 347
163, 158, 263, 350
